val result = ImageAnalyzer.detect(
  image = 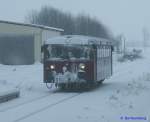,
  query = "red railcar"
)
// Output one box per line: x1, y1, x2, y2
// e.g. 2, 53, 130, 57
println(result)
43, 35, 112, 89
